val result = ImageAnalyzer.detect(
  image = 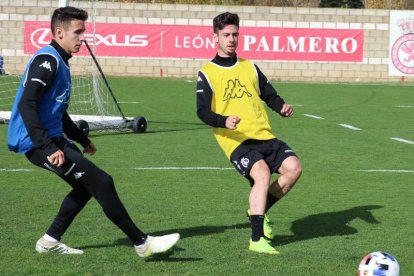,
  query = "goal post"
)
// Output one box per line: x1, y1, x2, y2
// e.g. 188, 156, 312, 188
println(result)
59, 0, 70, 7
0, 0, 147, 133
